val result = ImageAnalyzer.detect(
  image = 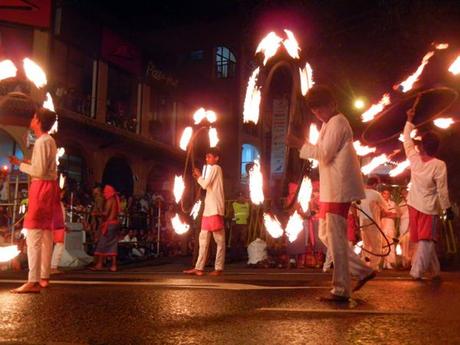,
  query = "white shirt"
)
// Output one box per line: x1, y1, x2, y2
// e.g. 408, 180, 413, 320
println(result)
381, 199, 397, 231
403, 122, 450, 215
197, 164, 224, 216
300, 113, 365, 203
358, 188, 385, 224
19, 133, 57, 180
